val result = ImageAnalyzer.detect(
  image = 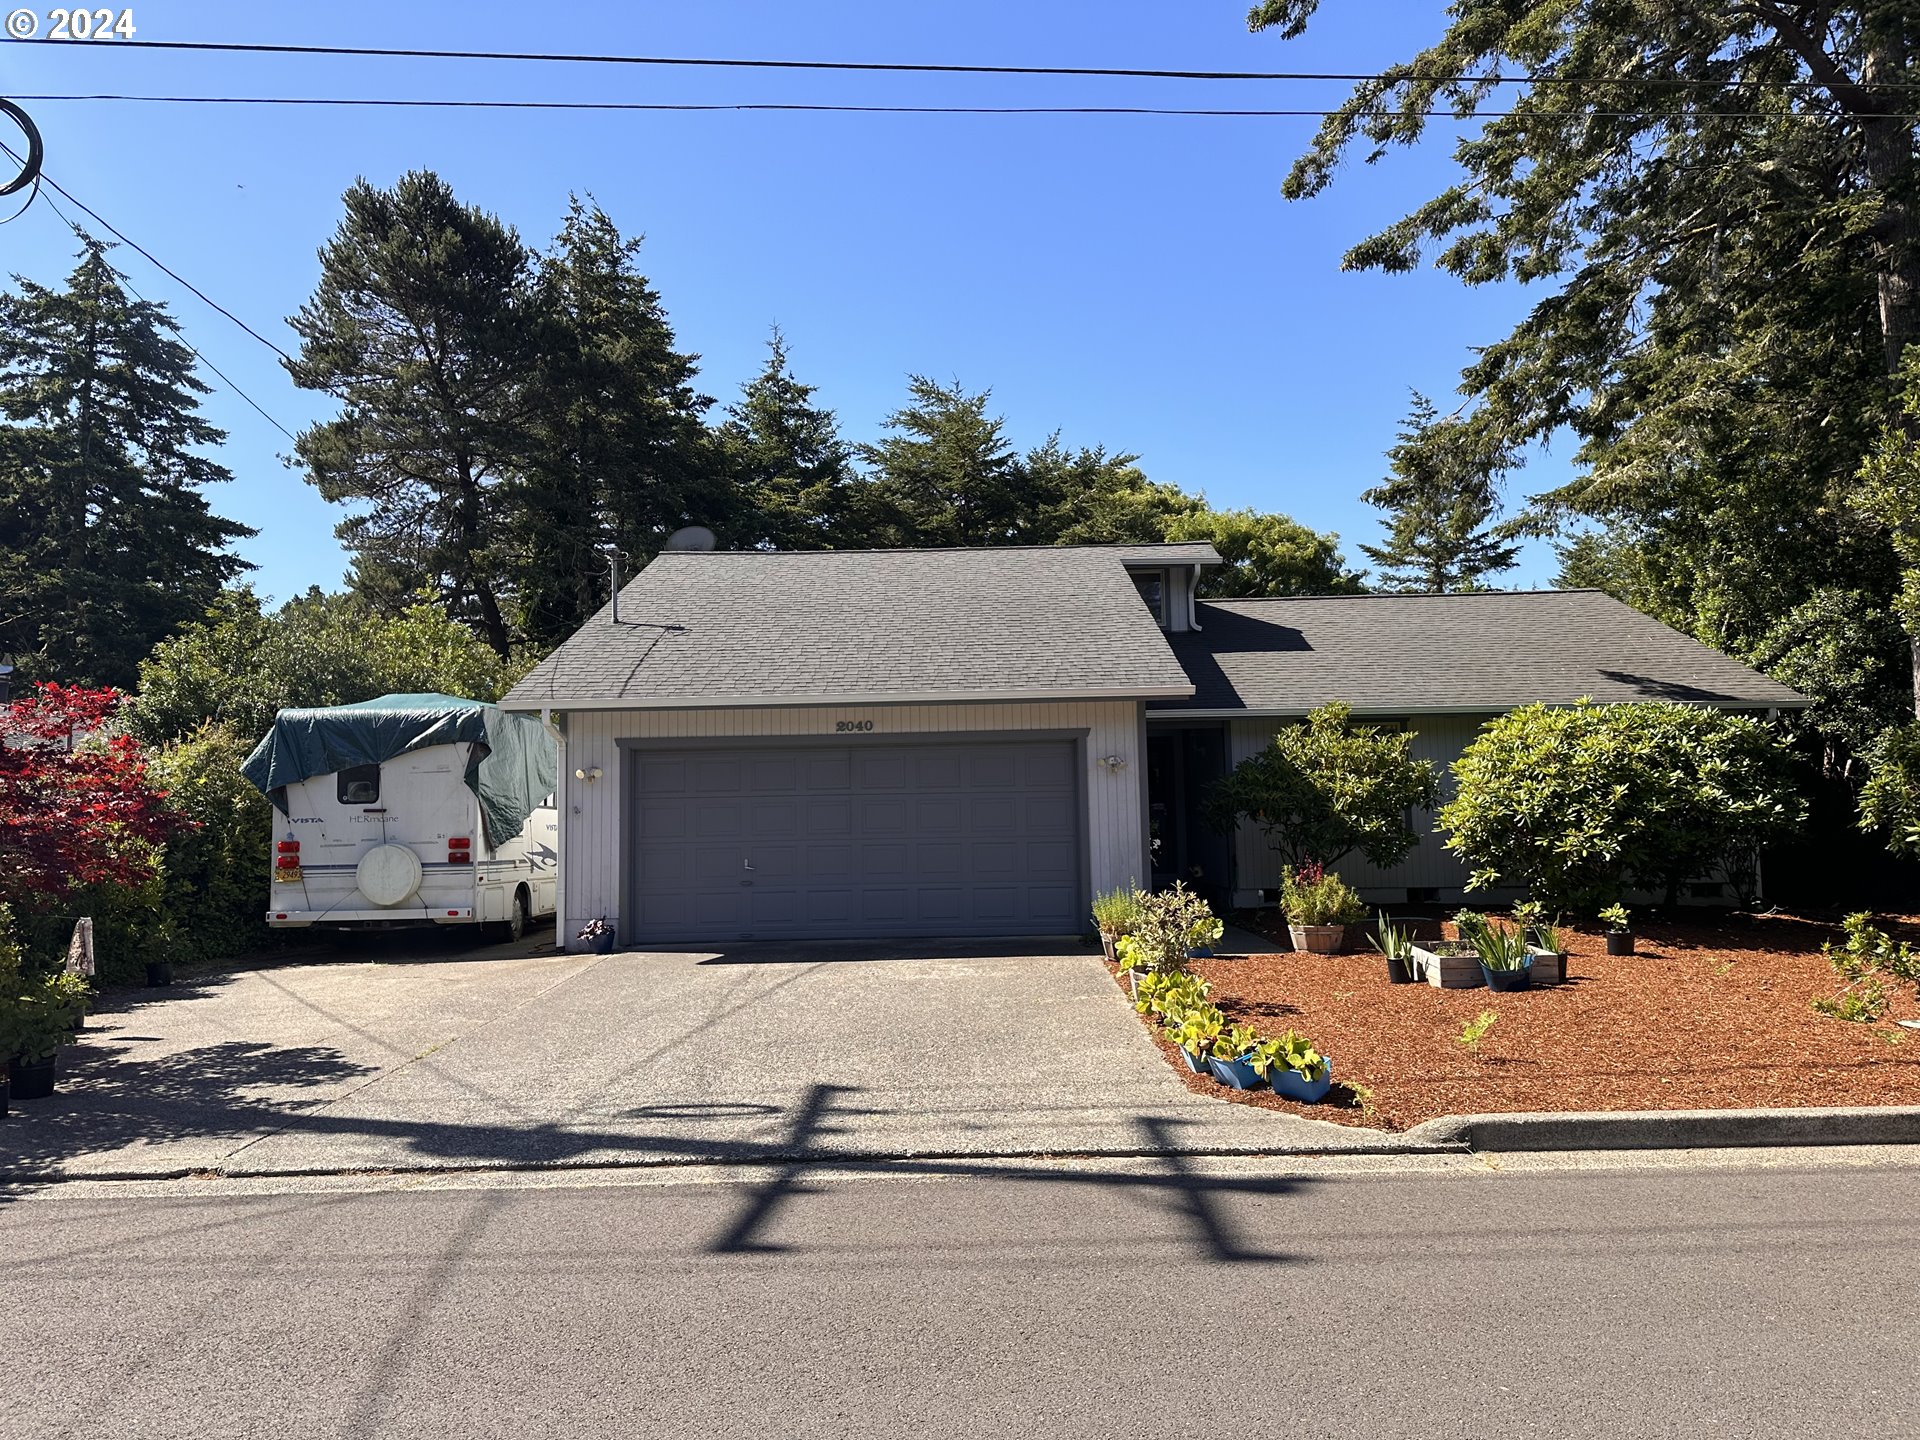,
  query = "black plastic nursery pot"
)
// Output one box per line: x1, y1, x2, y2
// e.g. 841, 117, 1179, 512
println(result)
1385, 955, 1420, 985
145, 960, 174, 988
1481, 964, 1532, 992
8, 1054, 55, 1100
1606, 930, 1636, 956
